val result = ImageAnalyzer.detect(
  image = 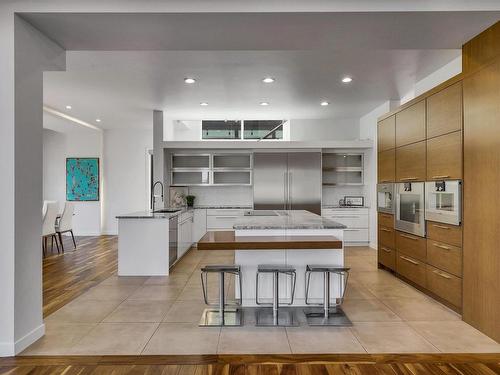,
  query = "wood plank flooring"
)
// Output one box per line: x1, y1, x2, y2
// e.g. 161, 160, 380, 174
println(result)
43, 235, 118, 317
1, 354, 500, 374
